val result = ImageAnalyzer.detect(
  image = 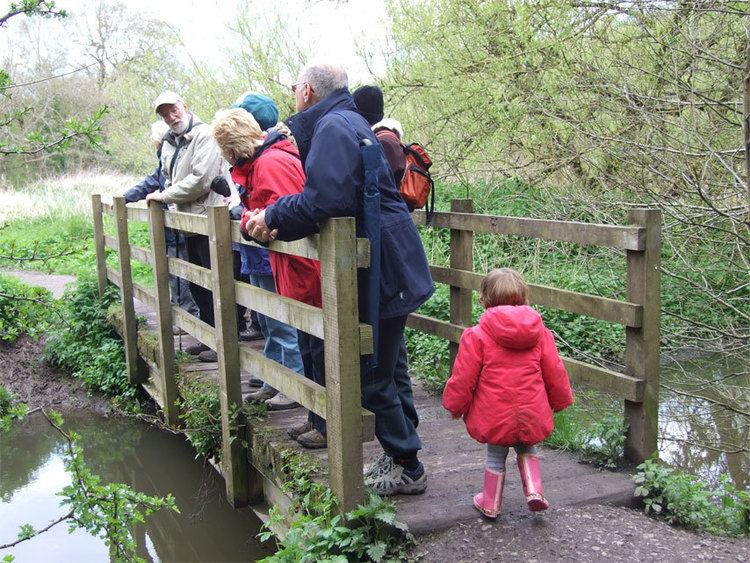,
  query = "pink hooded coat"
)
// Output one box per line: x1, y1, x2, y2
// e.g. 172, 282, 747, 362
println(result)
442, 305, 573, 446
